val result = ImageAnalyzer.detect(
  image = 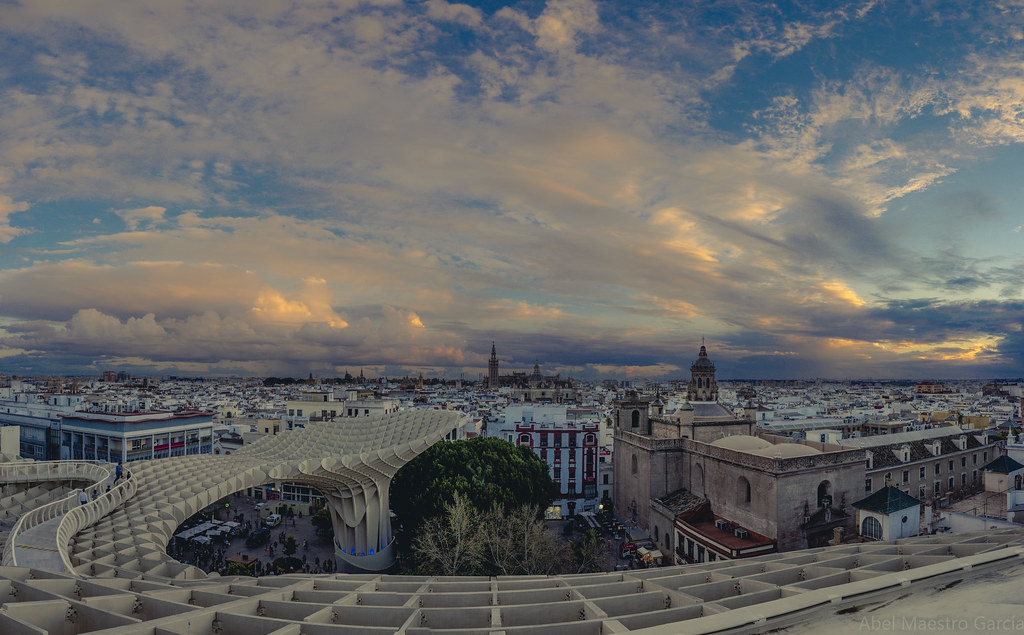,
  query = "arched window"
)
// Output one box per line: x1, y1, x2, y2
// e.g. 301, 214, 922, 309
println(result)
631, 454, 638, 475
694, 464, 705, 494
631, 410, 640, 427
817, 481, 832, 508
1016, 475, 1022, 491
518, 434, 531, 445
584, 433, 596, 444
861, 516, 882, 540
737, 476, 751, 506
654, 525, 659, 542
